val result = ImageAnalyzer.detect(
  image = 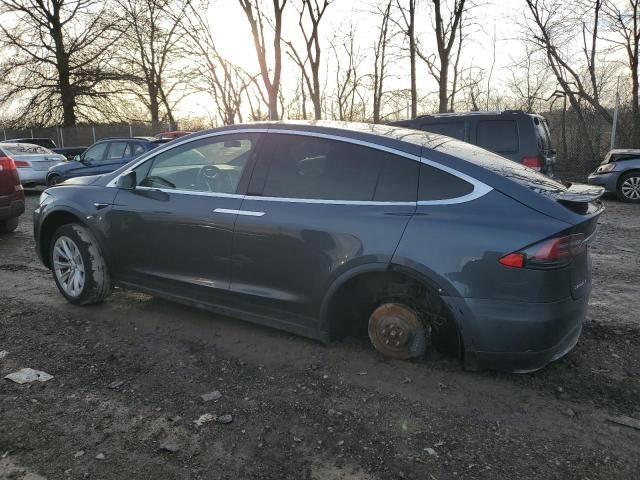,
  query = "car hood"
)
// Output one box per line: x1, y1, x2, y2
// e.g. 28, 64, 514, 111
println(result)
61, 174, 103, 186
